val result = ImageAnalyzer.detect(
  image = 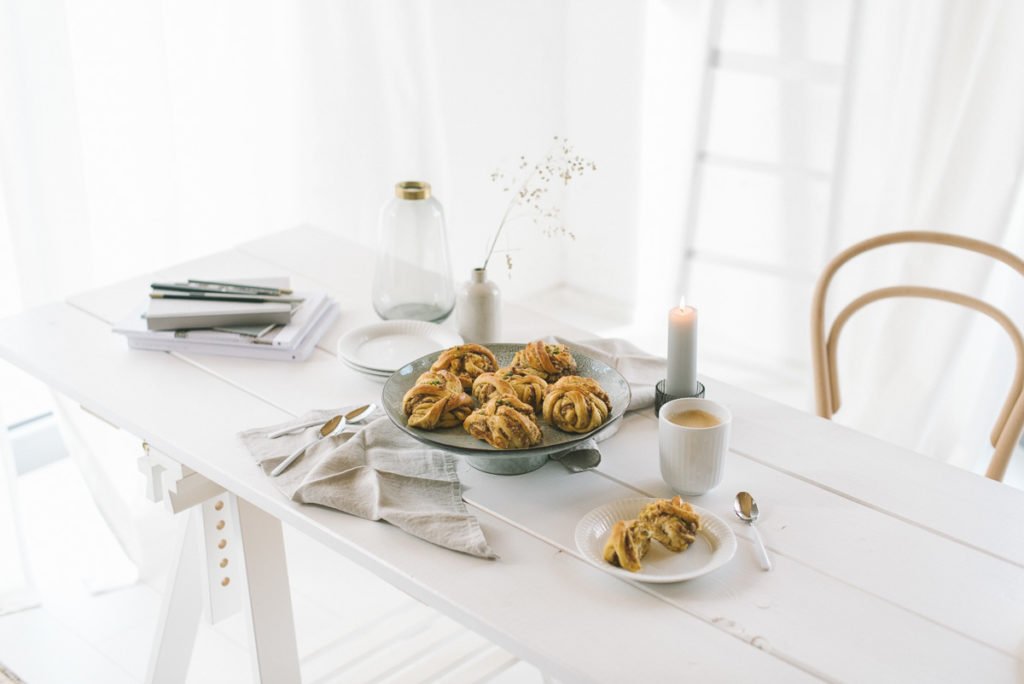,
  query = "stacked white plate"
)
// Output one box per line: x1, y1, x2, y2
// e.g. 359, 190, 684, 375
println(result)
336, 320, 463, 379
